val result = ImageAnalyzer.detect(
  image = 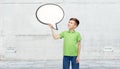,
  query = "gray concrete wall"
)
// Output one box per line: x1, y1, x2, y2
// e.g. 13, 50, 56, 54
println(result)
0, 0, 120, 60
